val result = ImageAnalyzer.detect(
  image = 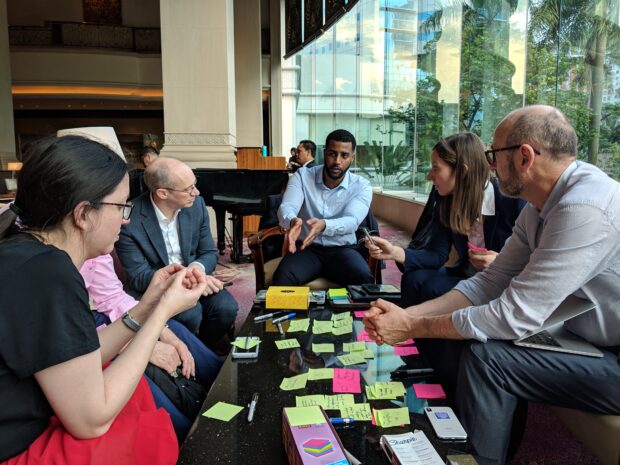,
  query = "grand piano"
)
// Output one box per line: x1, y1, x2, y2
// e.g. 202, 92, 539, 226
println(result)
130, 168, 289, 263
